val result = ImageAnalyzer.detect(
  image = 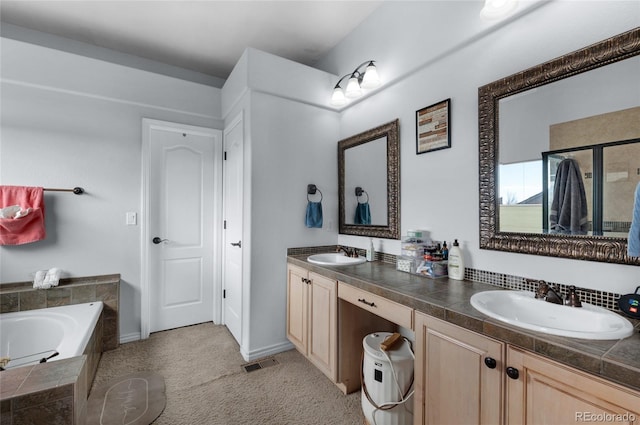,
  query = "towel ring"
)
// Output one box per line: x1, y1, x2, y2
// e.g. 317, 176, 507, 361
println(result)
307, 184, 323, 202
355, 187, 369, 204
